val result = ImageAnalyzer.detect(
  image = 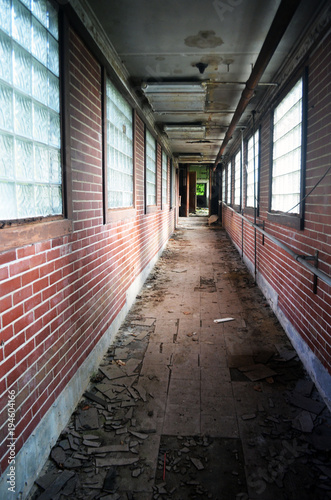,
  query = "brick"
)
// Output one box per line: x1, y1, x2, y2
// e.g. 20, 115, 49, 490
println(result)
0, 250, 16, 266
0, 276, 21, 298
13, 285, 33, 306
2, 304, 24, 329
